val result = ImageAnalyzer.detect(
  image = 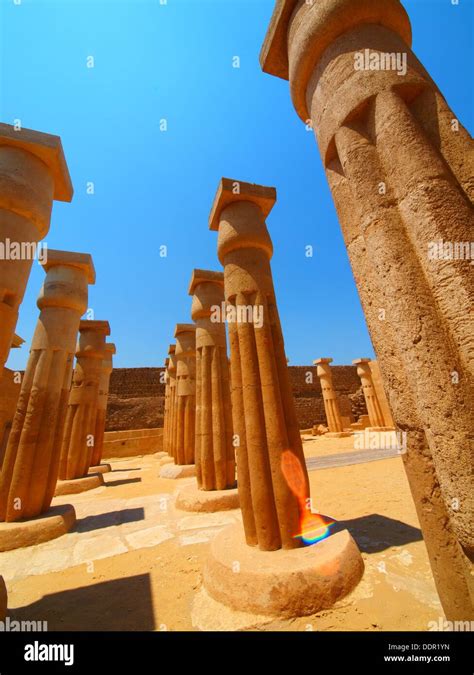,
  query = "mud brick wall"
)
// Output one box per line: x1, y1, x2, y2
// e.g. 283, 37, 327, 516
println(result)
288, 365, 365, 428
106, 368, 165, 431
105, 365, 366, 432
